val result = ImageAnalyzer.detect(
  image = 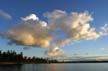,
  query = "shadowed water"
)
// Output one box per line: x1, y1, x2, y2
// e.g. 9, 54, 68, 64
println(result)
0, 63, 108, 71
